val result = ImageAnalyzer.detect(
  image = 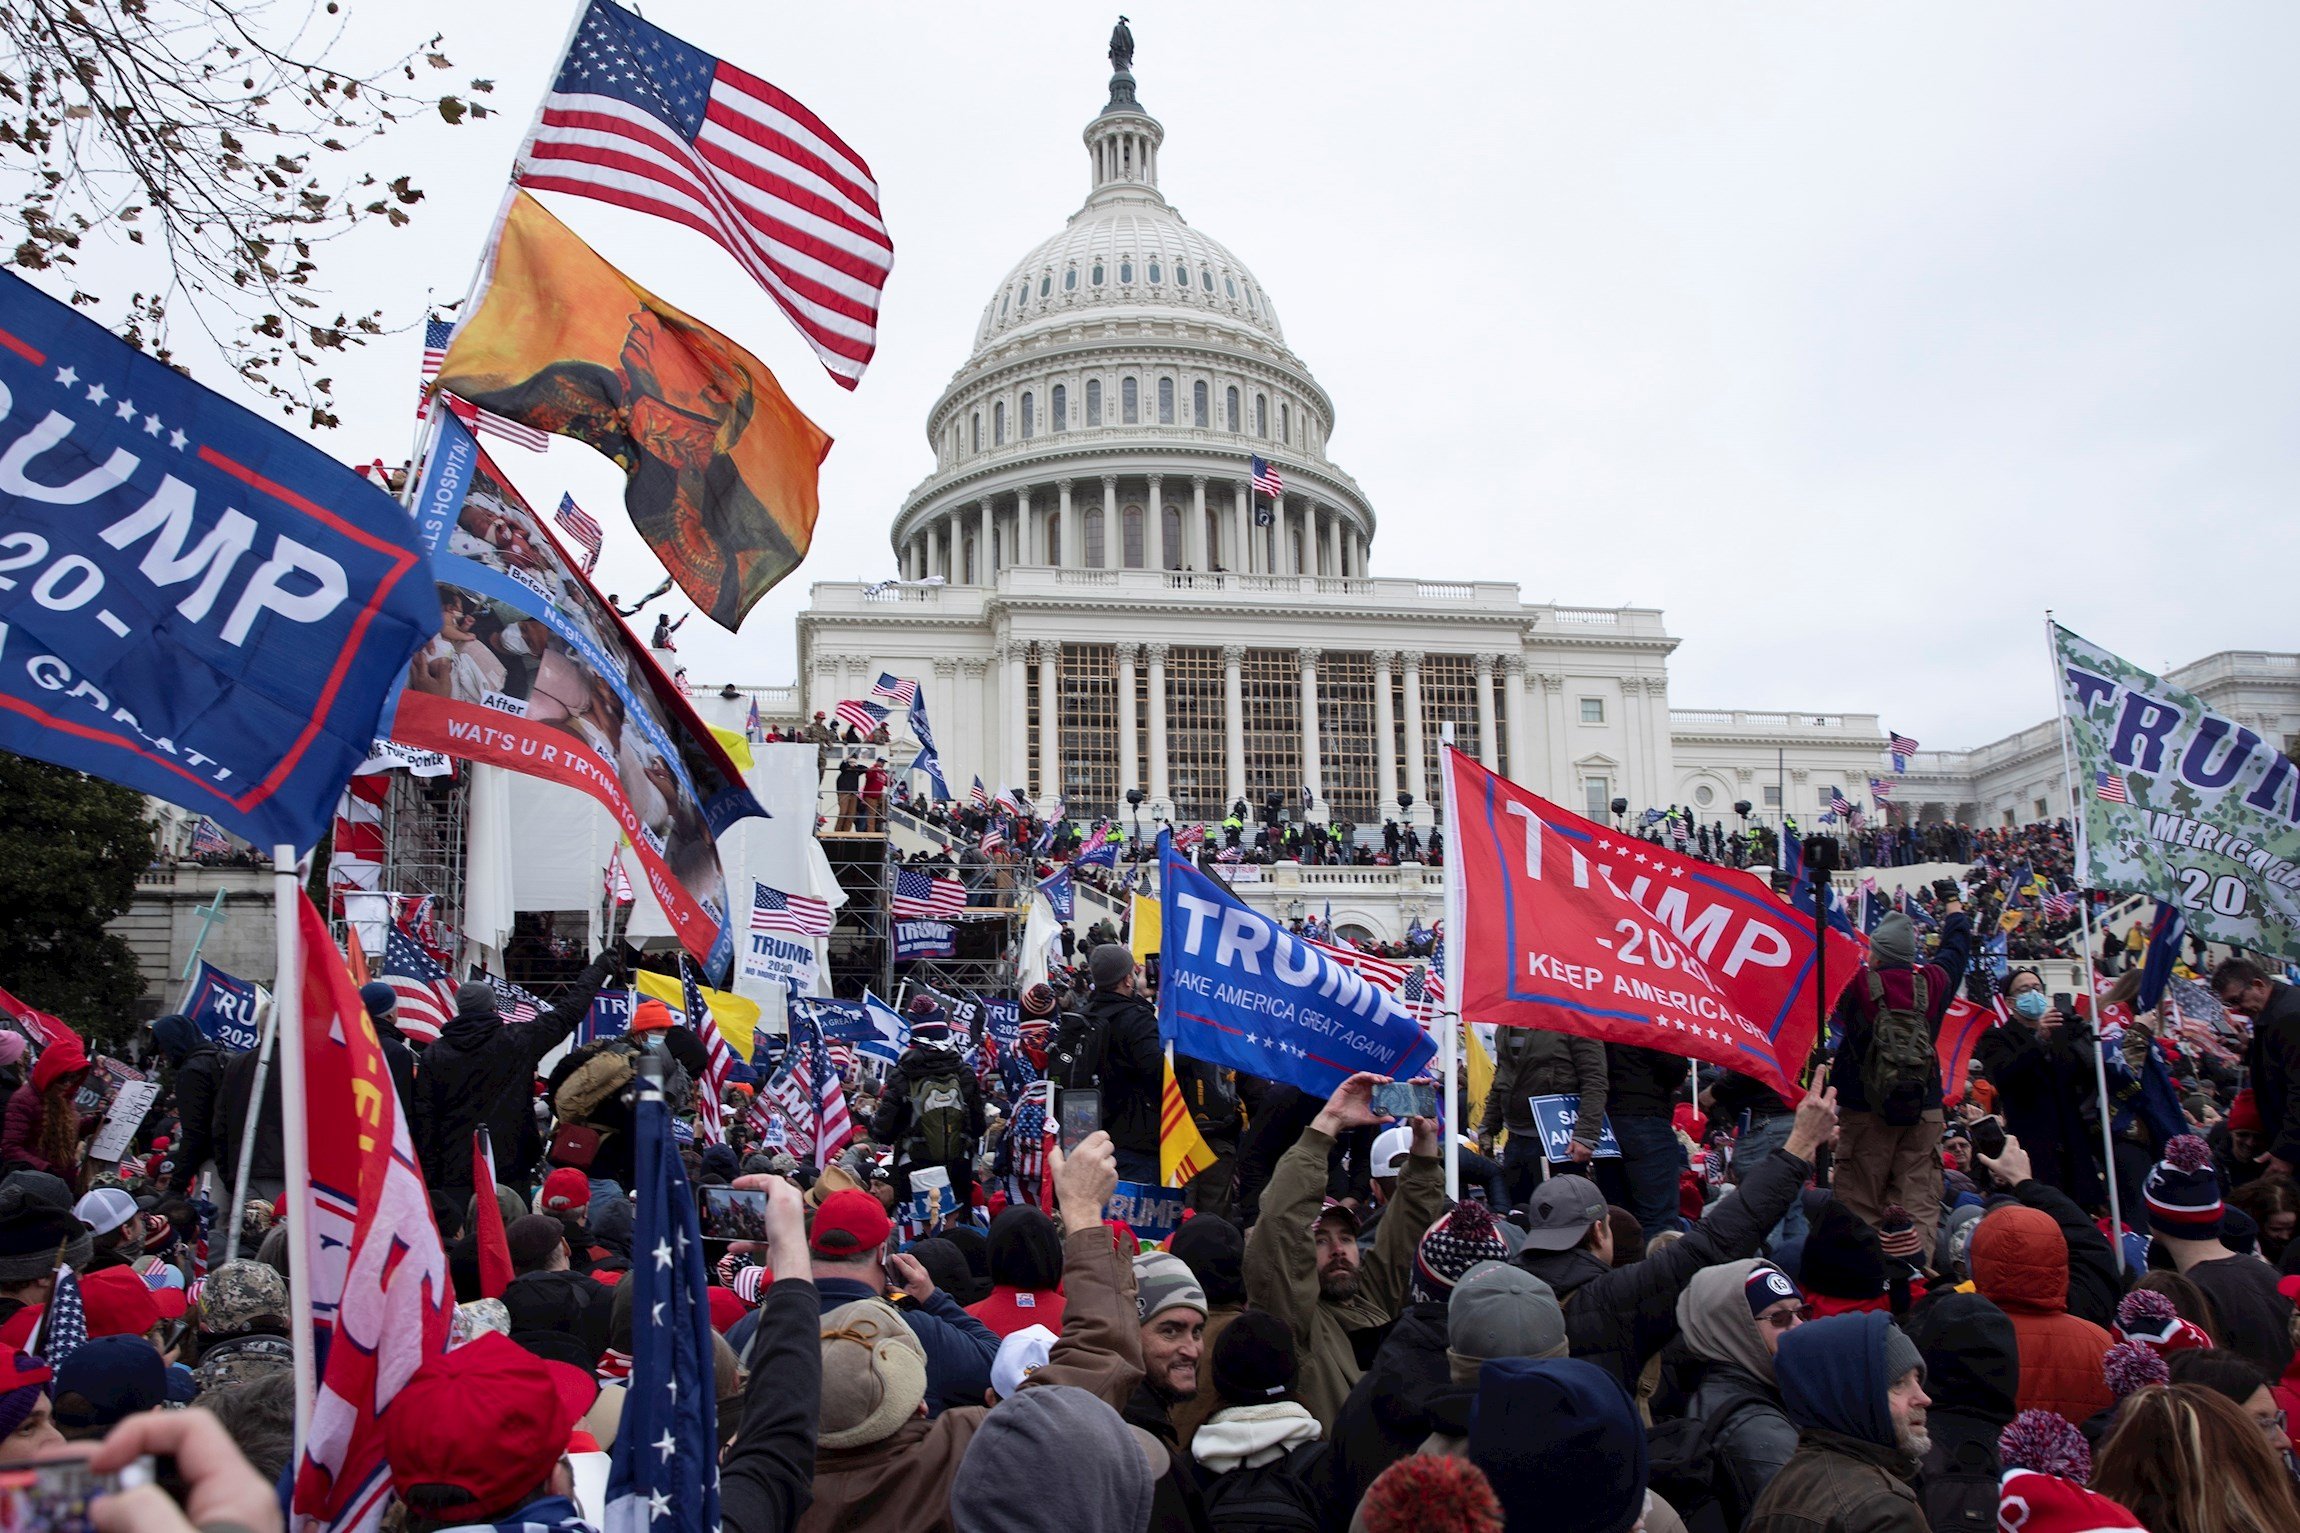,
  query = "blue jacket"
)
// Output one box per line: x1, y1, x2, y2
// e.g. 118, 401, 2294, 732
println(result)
726, 1273, 998, 1416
